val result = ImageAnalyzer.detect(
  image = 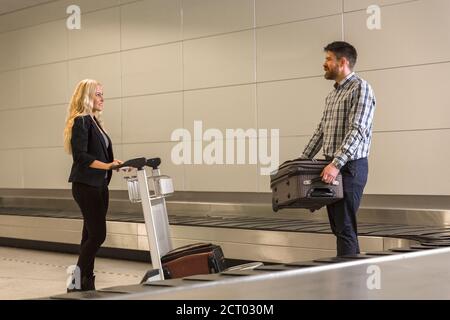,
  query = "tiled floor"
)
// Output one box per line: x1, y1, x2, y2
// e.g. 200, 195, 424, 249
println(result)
0, 247, 151, 300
